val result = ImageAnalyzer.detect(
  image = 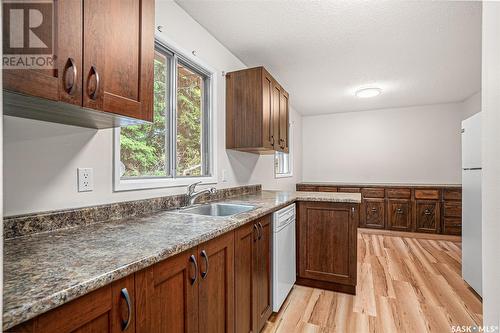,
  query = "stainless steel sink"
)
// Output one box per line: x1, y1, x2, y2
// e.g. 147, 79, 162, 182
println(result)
178, 203, 256, 217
